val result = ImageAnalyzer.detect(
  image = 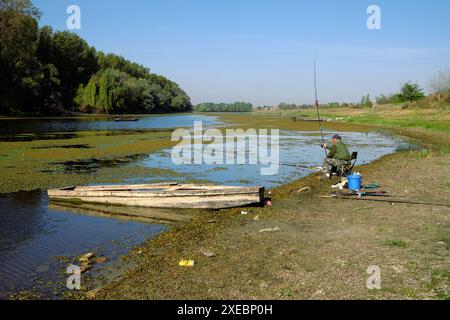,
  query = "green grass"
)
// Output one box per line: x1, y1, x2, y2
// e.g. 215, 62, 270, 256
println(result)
280, 105, 450, 134
385, 239, 407, 248
430, 270, 450, 300
345, 115, 450, 134
415, 149, 430, 159
279, 288, 295, 298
